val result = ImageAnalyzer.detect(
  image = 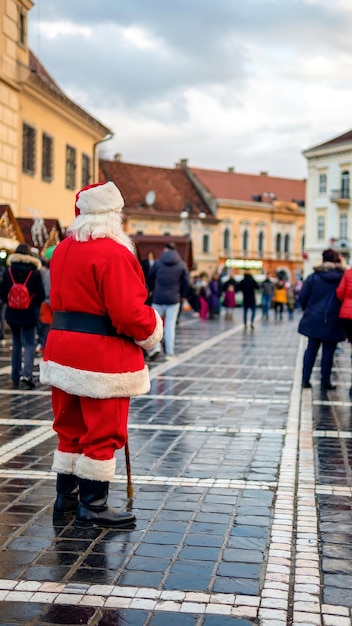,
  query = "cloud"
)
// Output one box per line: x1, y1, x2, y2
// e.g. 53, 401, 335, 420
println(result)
28, 0, 352, 178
